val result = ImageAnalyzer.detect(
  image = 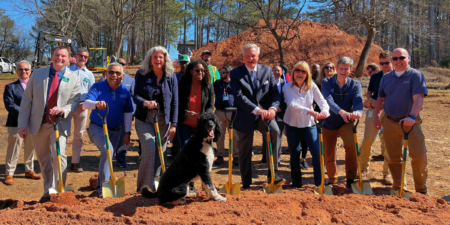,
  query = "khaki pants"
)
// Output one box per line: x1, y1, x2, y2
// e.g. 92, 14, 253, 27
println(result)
360, 108, 389, 175
323, 123, 357, 183
5, 127, 35, 176
214, 110, 238, 158
381, 114, 427, 192
71, 109, 87, 164
31, 123, 68, 196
